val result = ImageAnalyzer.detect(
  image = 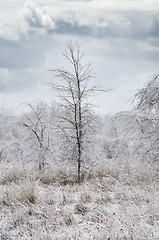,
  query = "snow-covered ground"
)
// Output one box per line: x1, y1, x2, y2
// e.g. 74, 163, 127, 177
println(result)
0, 158, 159, 240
